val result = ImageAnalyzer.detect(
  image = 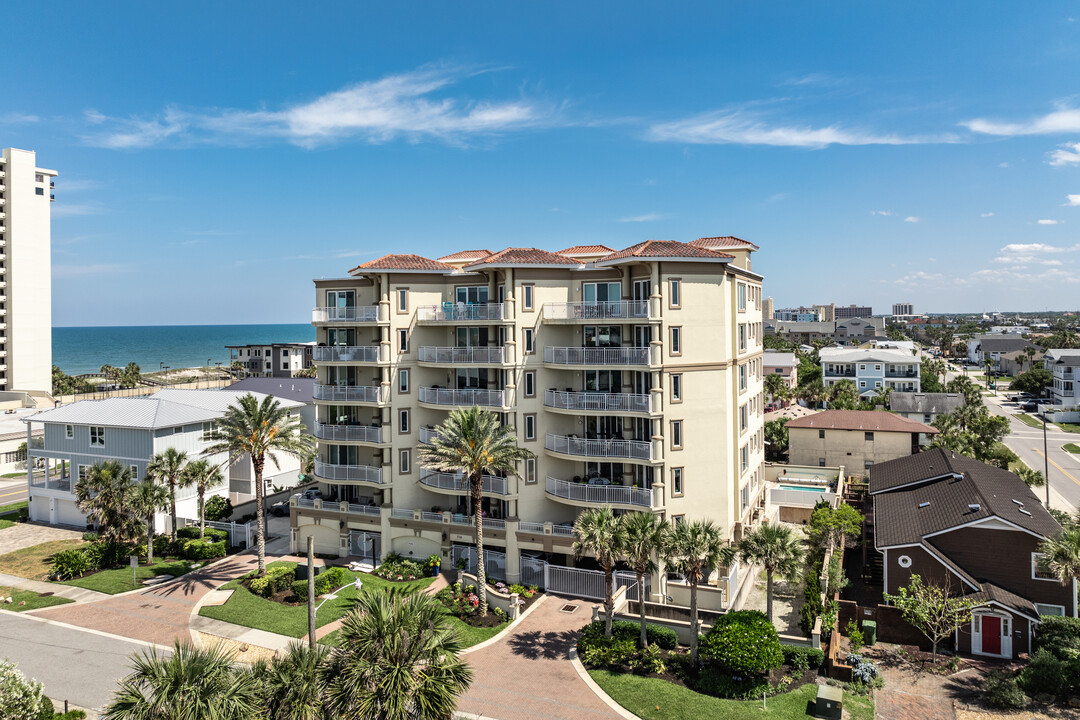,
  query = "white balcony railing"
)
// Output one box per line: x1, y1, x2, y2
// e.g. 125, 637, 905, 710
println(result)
314, 422, 384, 444
544, 389, 651, 414
313, 345, 380, 363
313, 384, 381, 403
543, 300, 650, 321
545, 433, 652, 460
418, 471, 510, 496
418, 346, 505, 364
312, 306, 380, 323
544, 346, 650, 366
419, 386, 505, 407
418, 426, 441, 444
417, 303, 505, 322
545, 476, 653, 508
314, 460, 383, 484
347, 503, 381, 517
